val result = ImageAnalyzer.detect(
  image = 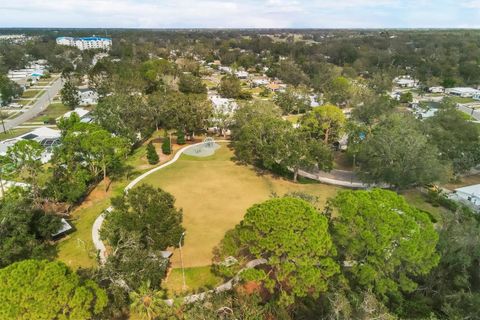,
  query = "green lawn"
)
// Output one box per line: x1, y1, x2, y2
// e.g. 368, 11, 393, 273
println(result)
29, 103, 70, 123
36, 80, 52, 86
21, 90, 44, 99
16, 99, 32, 106
448, 96, 476, 104
56, 193, 110, 269
459, 112, 475, 121
141, 143, 339, 268
401, 189, 447, 223
0, 128, 31, 141
164, 266, 222, 296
